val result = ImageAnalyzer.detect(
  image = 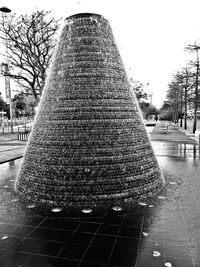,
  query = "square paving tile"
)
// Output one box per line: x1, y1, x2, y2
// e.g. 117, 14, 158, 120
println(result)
58, 243, 88, 260
51, 257, 79, 267
108, 246, 138, 267
9, 225, 34, 237
0, 251, 30, 267
23, 215, 46, 226
79, 262, 105, 267
0, 235, 23, 250
14, 237, 45, 253
97, 224, 120, 236
118, 226, 141, 239
23, 254, 54, 267
68, 232, 94, 246
28, 227, 73, 242
90, 234, 116, 248
82, 245, 112, 265
36, 240, 65, 257
77, 222, 100, 233
39, 218, 80, 231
